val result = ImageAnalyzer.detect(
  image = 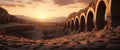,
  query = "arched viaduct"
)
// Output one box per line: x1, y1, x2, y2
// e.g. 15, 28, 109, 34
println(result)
60, 0, 120, 32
